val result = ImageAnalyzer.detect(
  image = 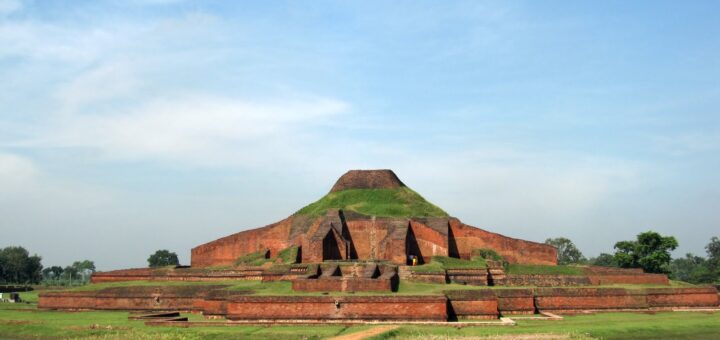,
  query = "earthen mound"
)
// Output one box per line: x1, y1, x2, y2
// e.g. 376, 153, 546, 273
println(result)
330, 169, 405, 192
